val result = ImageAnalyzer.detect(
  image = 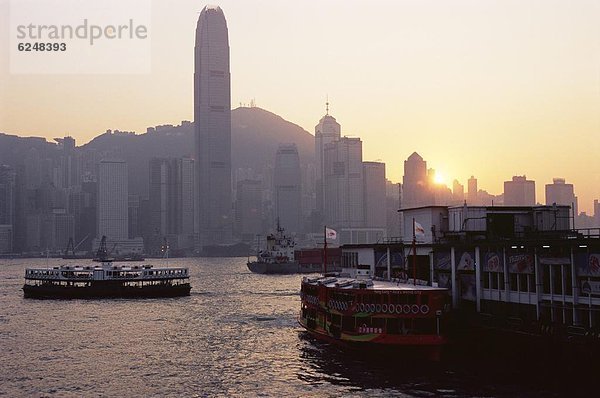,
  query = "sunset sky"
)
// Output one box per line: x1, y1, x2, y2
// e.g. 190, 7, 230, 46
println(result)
0, 0, 598, 212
